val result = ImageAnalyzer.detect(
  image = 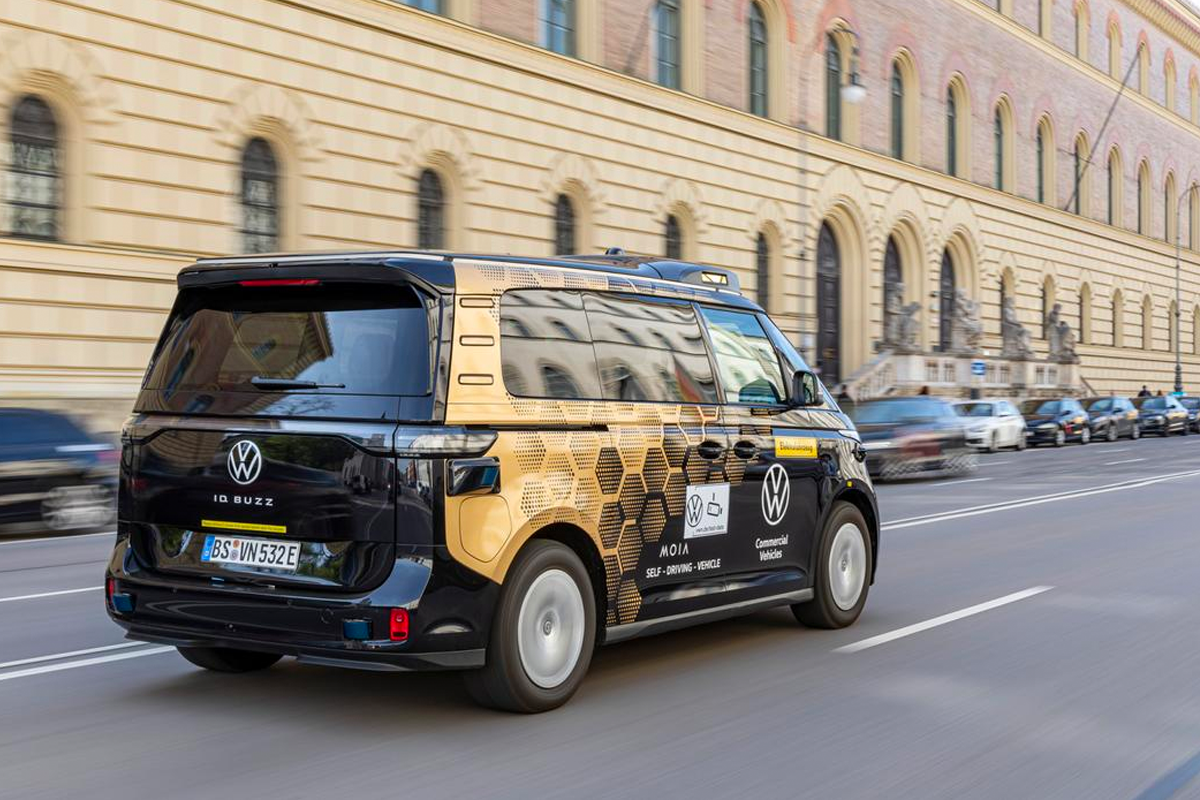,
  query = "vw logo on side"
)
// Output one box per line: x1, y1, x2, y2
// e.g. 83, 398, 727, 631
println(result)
685, 494, 705, 528
761, 463, 790, 527
227, 440, 263, 486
